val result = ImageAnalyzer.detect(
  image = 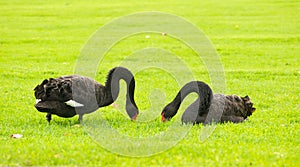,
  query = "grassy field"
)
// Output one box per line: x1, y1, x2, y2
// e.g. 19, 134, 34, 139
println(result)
1, 0, 299, 166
